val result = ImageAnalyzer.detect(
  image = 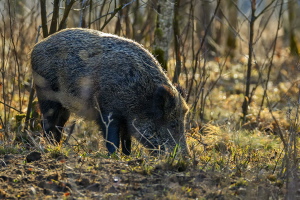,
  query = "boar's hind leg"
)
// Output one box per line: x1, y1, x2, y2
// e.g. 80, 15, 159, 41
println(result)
39, 100, 70, 144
